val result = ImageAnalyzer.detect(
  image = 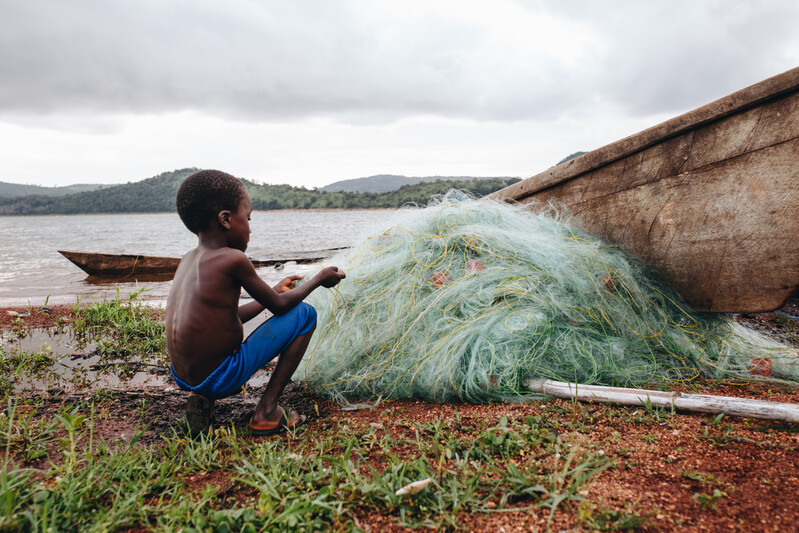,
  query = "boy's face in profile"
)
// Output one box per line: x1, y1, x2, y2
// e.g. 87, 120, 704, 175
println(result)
227, 192, 253, 252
